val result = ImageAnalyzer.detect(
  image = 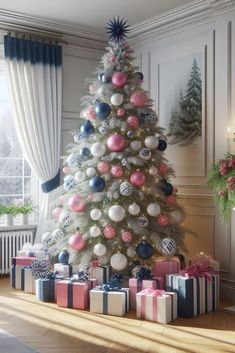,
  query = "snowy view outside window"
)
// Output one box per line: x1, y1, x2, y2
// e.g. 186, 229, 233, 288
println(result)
0, 65, 32, 206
